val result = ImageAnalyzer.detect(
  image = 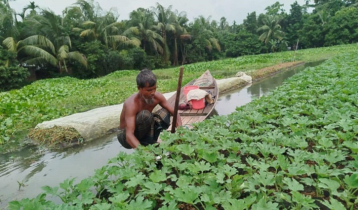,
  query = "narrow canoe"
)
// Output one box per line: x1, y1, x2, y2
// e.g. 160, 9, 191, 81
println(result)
166, 70, 219, 130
